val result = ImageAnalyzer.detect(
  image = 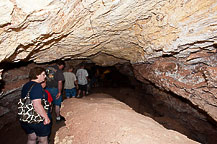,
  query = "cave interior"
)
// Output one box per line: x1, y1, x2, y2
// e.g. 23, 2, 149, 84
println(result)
0, 59, 217, 144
